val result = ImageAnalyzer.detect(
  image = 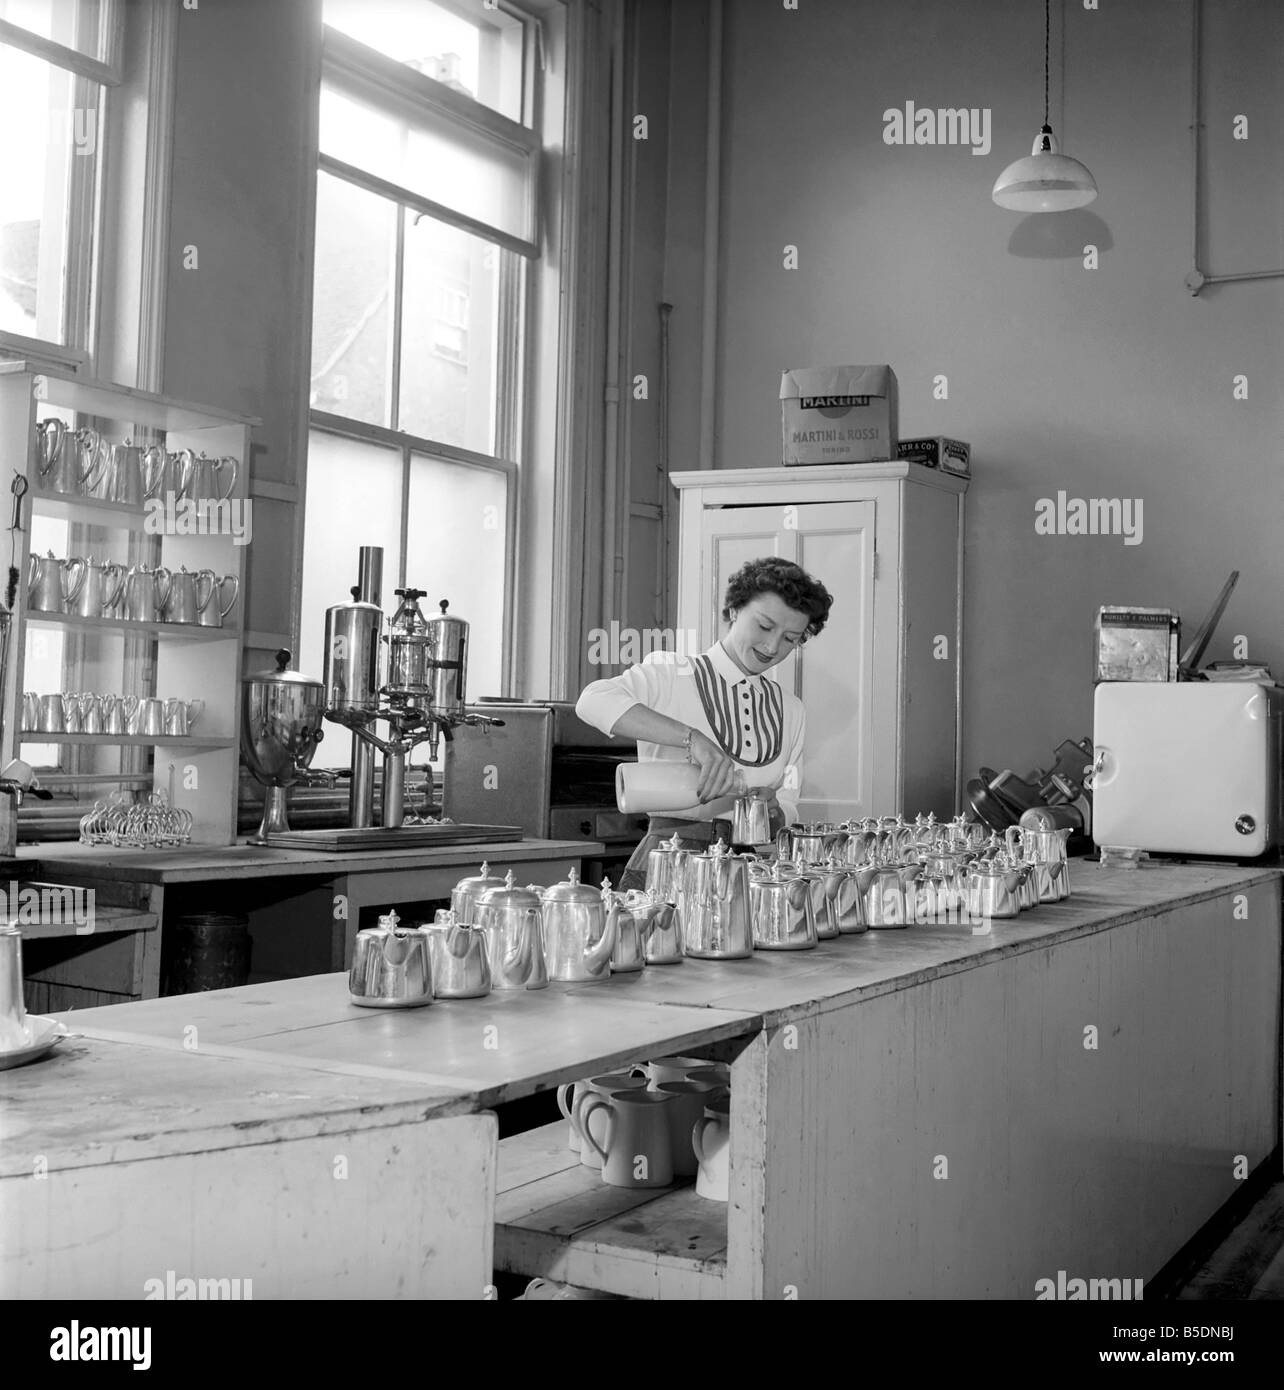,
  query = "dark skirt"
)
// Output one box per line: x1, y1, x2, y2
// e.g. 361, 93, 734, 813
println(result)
618, 815, 736, 892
